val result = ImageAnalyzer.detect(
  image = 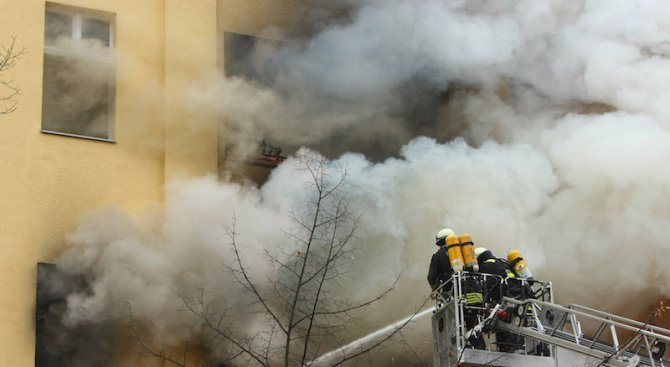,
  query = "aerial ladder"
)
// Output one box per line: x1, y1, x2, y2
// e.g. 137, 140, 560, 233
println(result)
431, 273, 670, 367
